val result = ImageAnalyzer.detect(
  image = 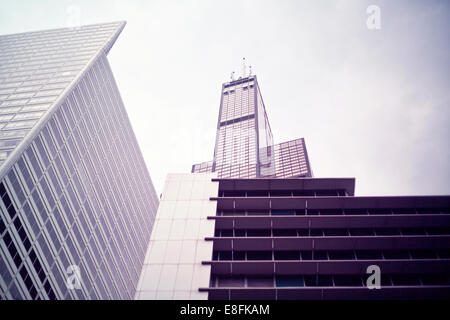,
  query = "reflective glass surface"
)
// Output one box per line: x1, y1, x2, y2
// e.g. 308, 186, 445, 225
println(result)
0, 22, 159, 300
